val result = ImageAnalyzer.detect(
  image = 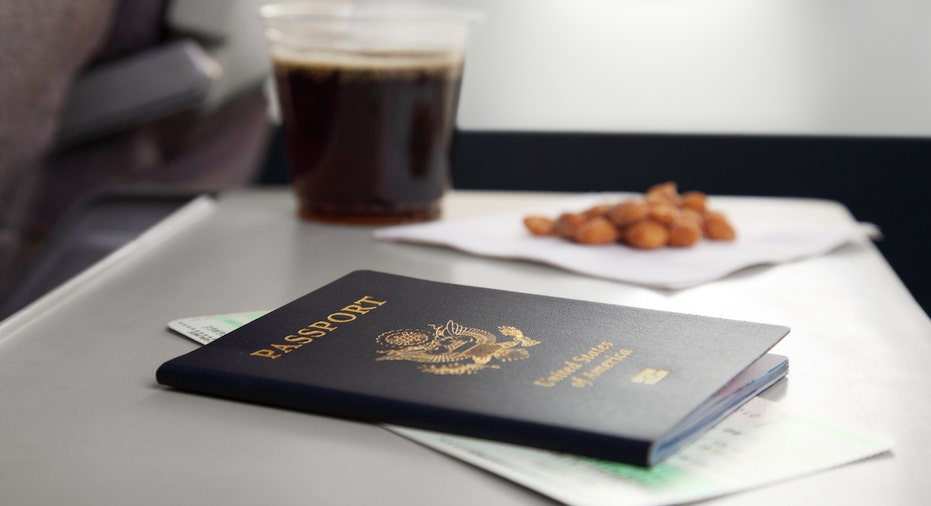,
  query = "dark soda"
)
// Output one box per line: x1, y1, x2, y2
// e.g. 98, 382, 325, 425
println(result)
272, 52, 463, 224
